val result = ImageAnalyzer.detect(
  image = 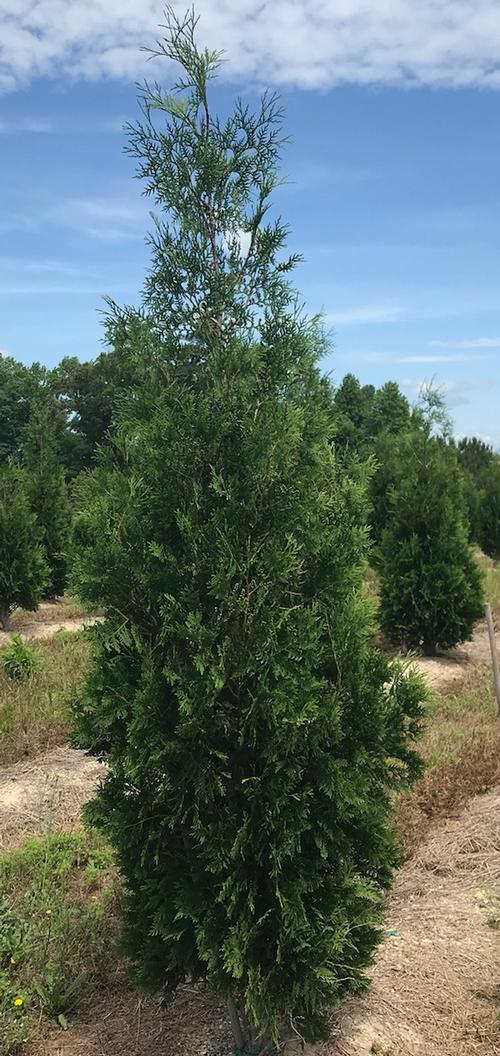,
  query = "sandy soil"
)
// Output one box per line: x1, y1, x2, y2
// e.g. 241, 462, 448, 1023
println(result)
0, 745, 106, 849
410, 617, 495, 691
0, 601, 101, 648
